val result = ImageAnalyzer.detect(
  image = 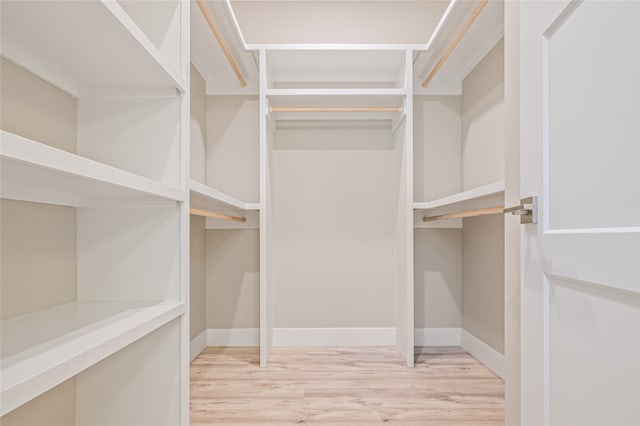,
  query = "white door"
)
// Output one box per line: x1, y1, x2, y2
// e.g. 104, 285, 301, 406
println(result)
519, 1, 639, 425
